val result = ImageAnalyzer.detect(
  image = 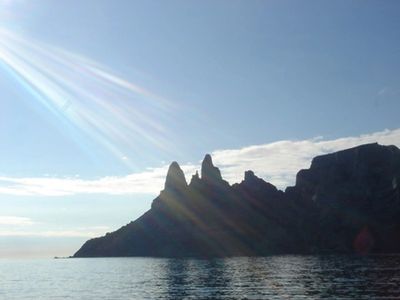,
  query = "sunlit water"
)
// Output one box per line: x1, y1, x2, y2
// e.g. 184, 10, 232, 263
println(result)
1, 255, 400, 299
